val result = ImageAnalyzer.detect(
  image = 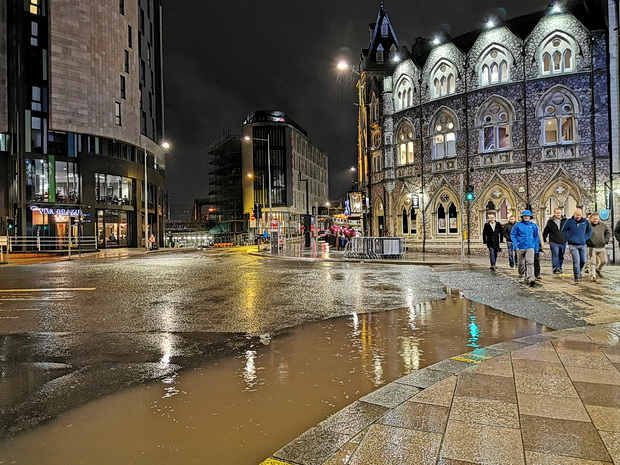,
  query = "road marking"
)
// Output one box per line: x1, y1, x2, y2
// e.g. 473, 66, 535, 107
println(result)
451, 355, 483, 364
0, 288, 96, 292
0, 297, 68, 301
